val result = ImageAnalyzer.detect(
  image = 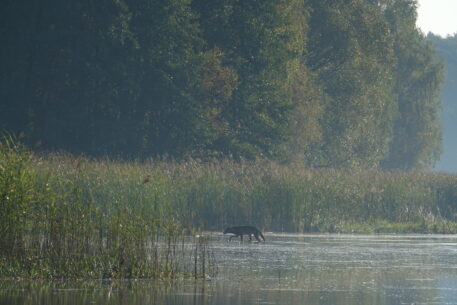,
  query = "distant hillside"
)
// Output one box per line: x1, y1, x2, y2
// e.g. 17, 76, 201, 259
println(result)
429, 34, 457, 172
